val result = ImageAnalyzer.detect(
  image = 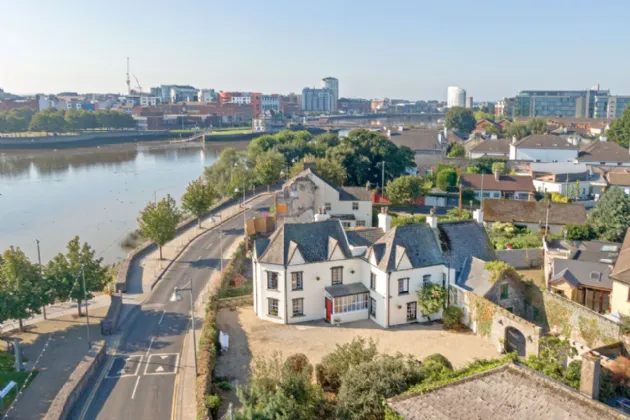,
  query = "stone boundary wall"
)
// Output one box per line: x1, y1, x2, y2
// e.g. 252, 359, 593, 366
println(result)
44, 341, 106, 420
100, 293, 122, 335
218, 295, 253, 309
0, 130, 169, 146
529, 289, 621, 349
